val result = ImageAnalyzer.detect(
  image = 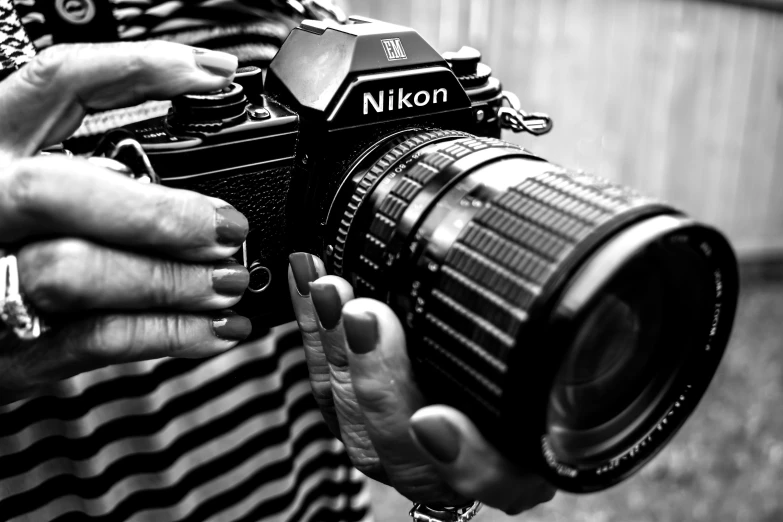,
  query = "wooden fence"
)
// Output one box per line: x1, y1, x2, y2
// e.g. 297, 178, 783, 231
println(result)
338, 0, 783, 259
